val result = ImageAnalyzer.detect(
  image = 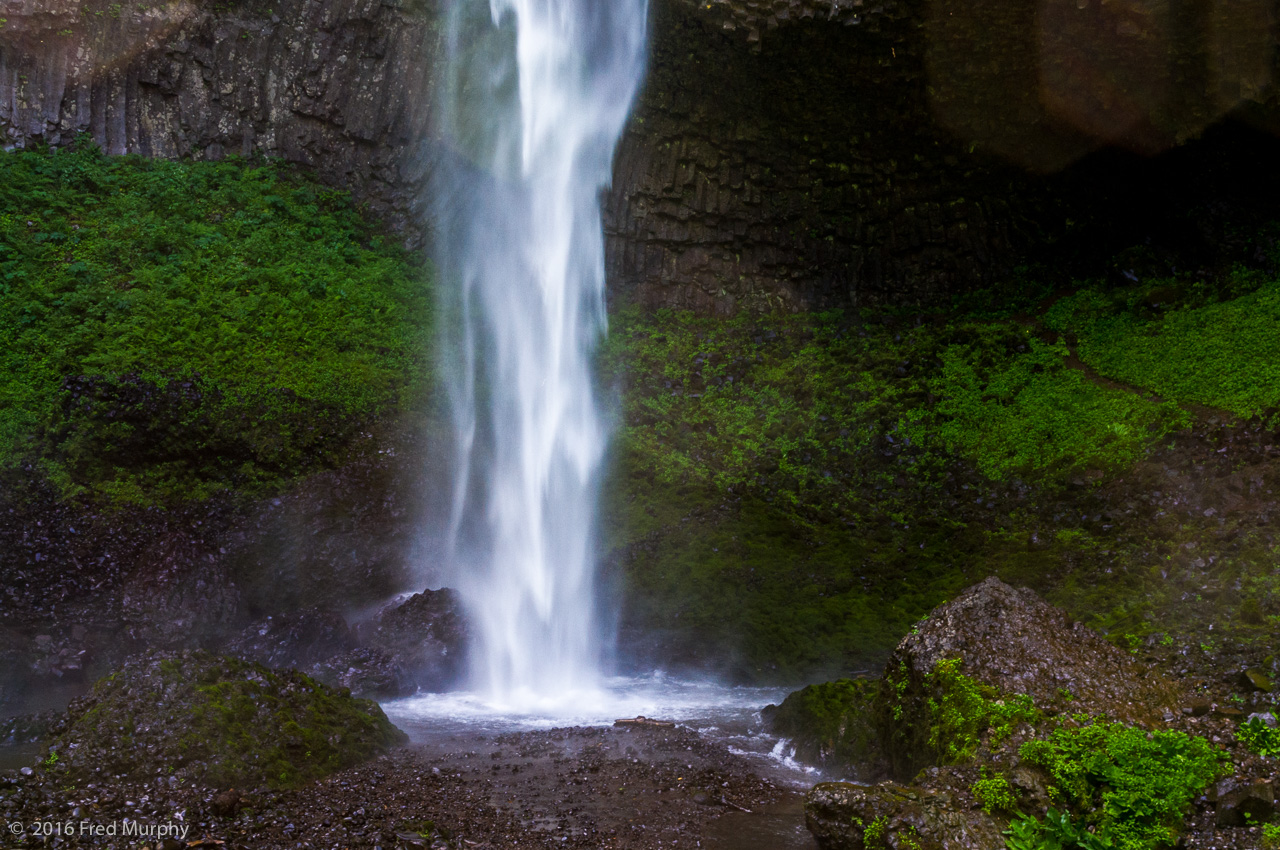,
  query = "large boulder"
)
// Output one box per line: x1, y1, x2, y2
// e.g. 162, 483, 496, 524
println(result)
226, 607, 358, 670
806, 782, 1004, 850
885, 576, 1179, 729
221, 589, 469, 699
48, 651, 406, 789
796, 578, 1191, 848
